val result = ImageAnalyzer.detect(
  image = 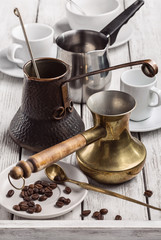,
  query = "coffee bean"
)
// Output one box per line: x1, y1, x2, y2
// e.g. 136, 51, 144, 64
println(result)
35, 183, 43, 189
6, 189, 14, 198
44, 186, 52, 192
34, 180, 42, 185
38, 188, 45, 195
27, 201, 35, 207
64, 186, 71, 194
13, 205, 20, 211
20, 190, 25, 198
19, 203, 29, 211
92, 211, 104, 220
27, 188, 34, 196
56, 201, 64, 208
58, 197, 66, 203
24, 196, 31, 202
23, 186, 29, 191
97, 214, 104, 220
33, 188, 39, 193
144, 190, 153, 198
31, 193, 39, 200
92, 211, 100, 218
54, 175, 62, 182
39, 195, 48, 201
115, 215, 122, 220
82, 210, 91, 216
19, 201, 28, 206
26, 207, 35, 214
23, 191, 29, 197
20, 190, 28, 198
41, 181, 50, 187
100, 208, 108, 215
50, 183, 57, 189
45, 191, 53, 198
64, 198, 71, 205
35, 204, 42, 213
29, 184, 35, 189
